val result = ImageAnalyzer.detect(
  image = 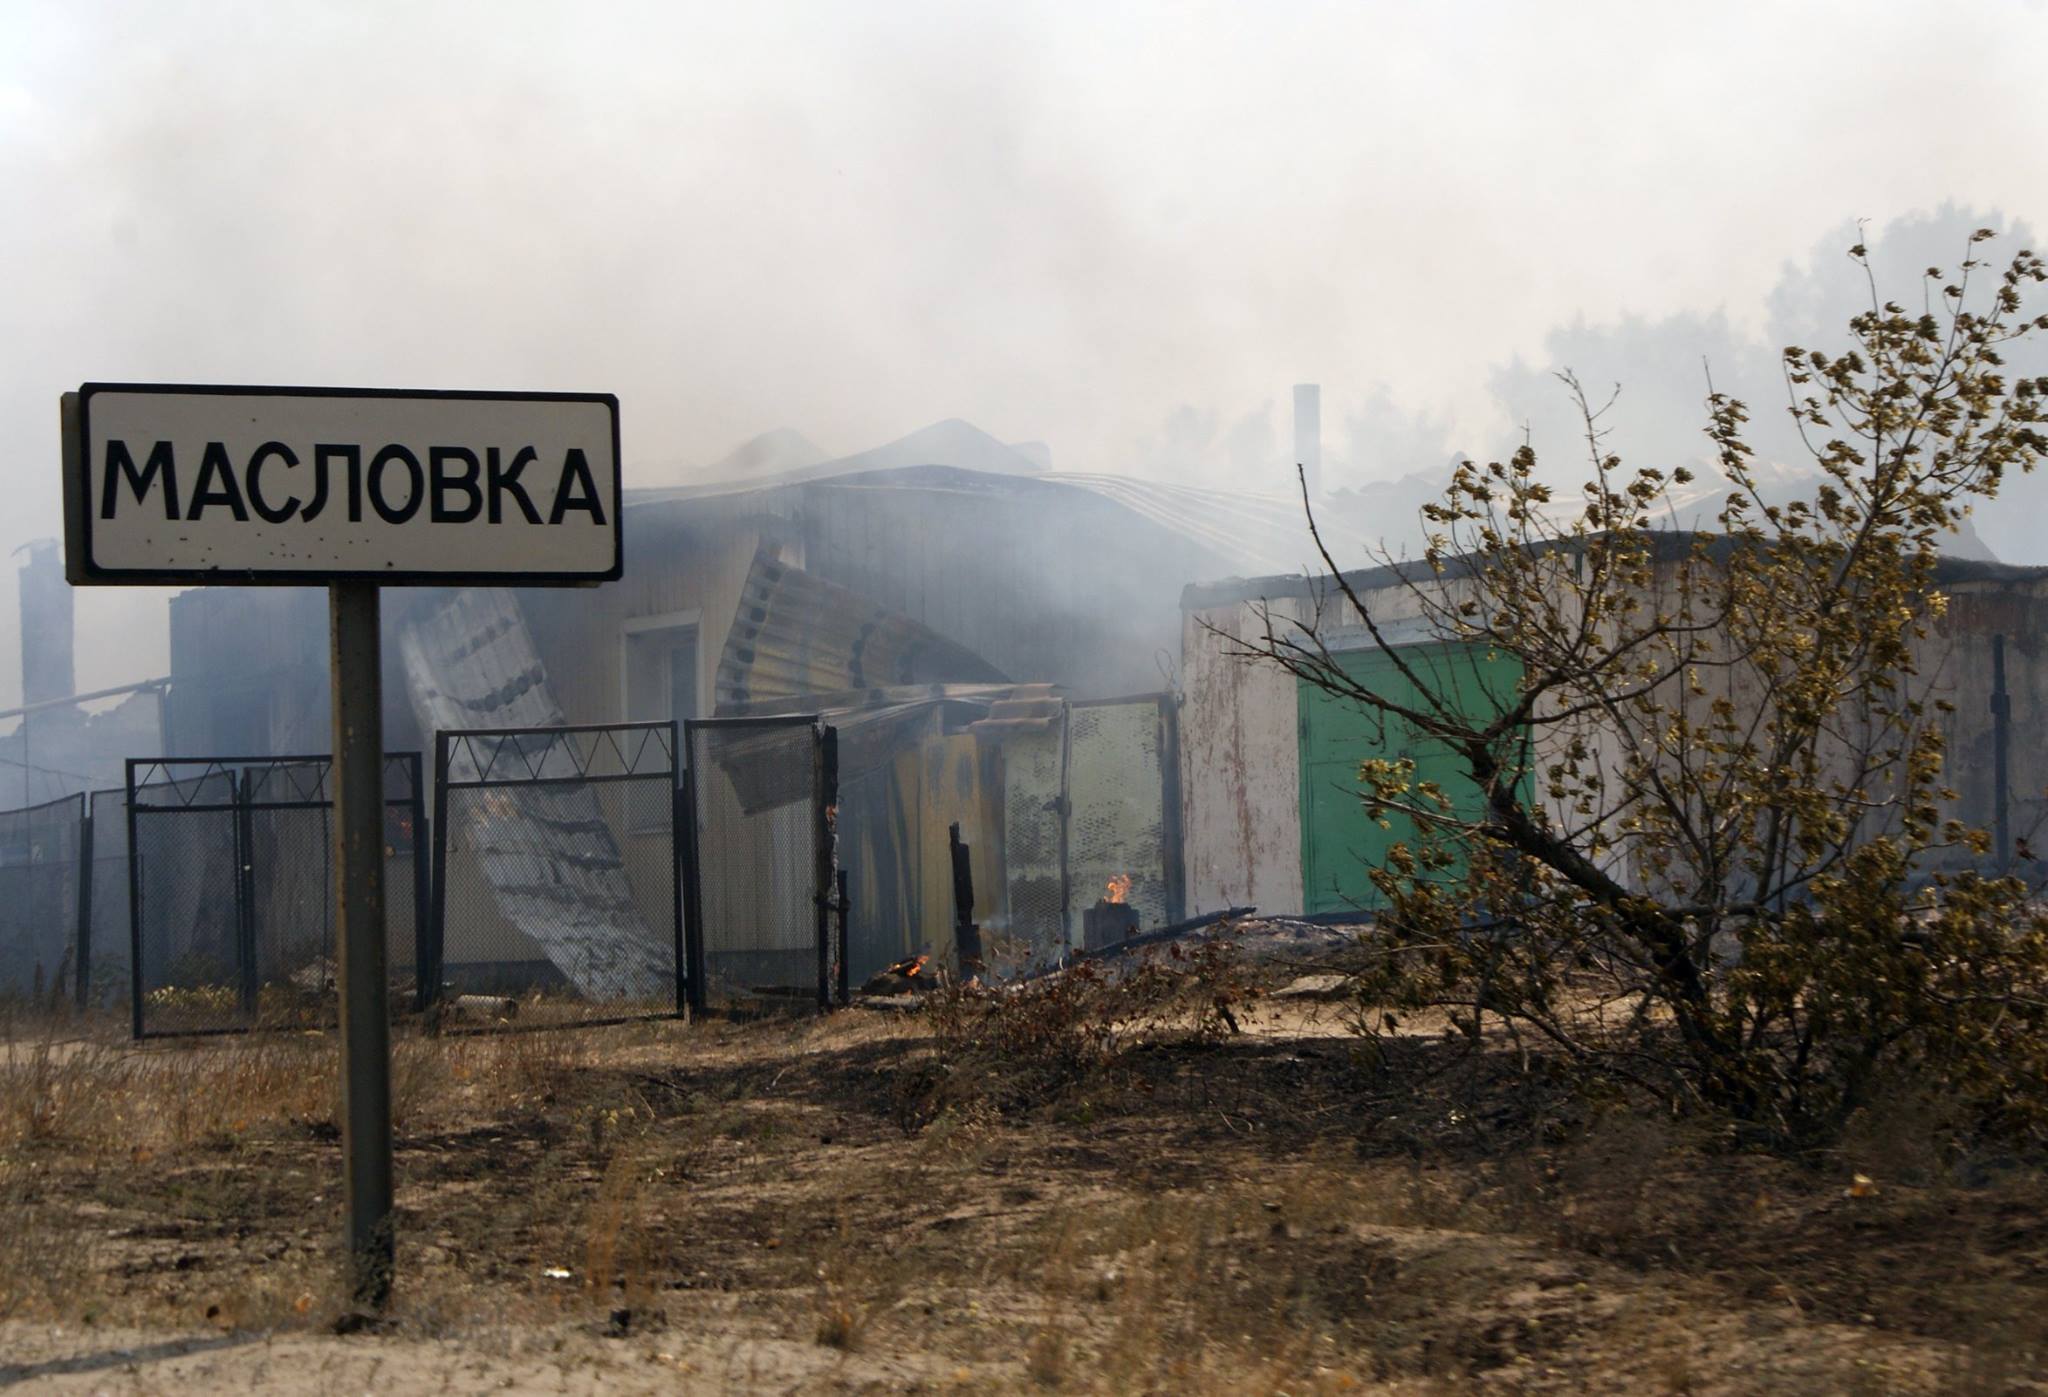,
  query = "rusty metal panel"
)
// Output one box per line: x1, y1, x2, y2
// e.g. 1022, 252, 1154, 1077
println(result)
714, 549, 1006, 708
1064, 696, 1172, 943
687, 718, 824, 1001
914, 732, 1002, 966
